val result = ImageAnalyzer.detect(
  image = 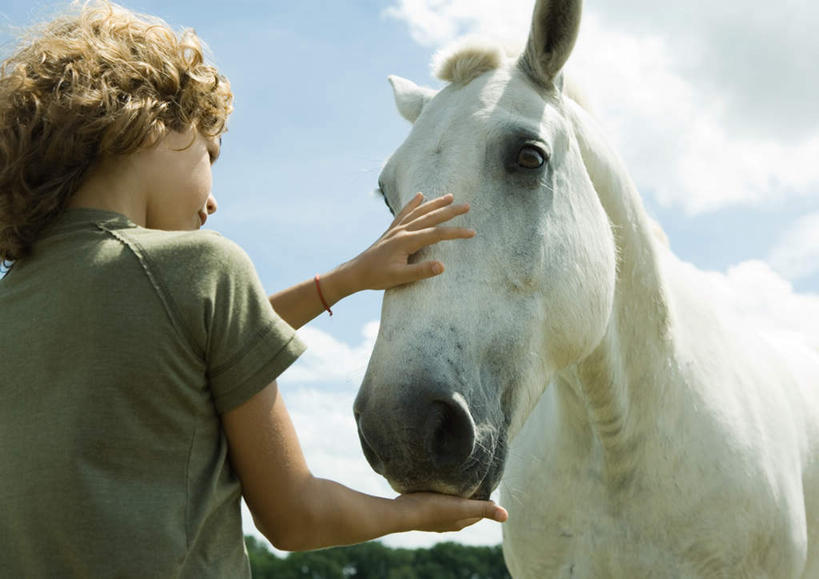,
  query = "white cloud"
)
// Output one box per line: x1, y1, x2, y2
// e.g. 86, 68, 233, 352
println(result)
567, 13, 819, 215
284, 321, 379, 384
586, 0, 819, 142
700, 260, 819, 350
383, 0, 531, 50
382, 0, 819, 215
768, 212, 819, 281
